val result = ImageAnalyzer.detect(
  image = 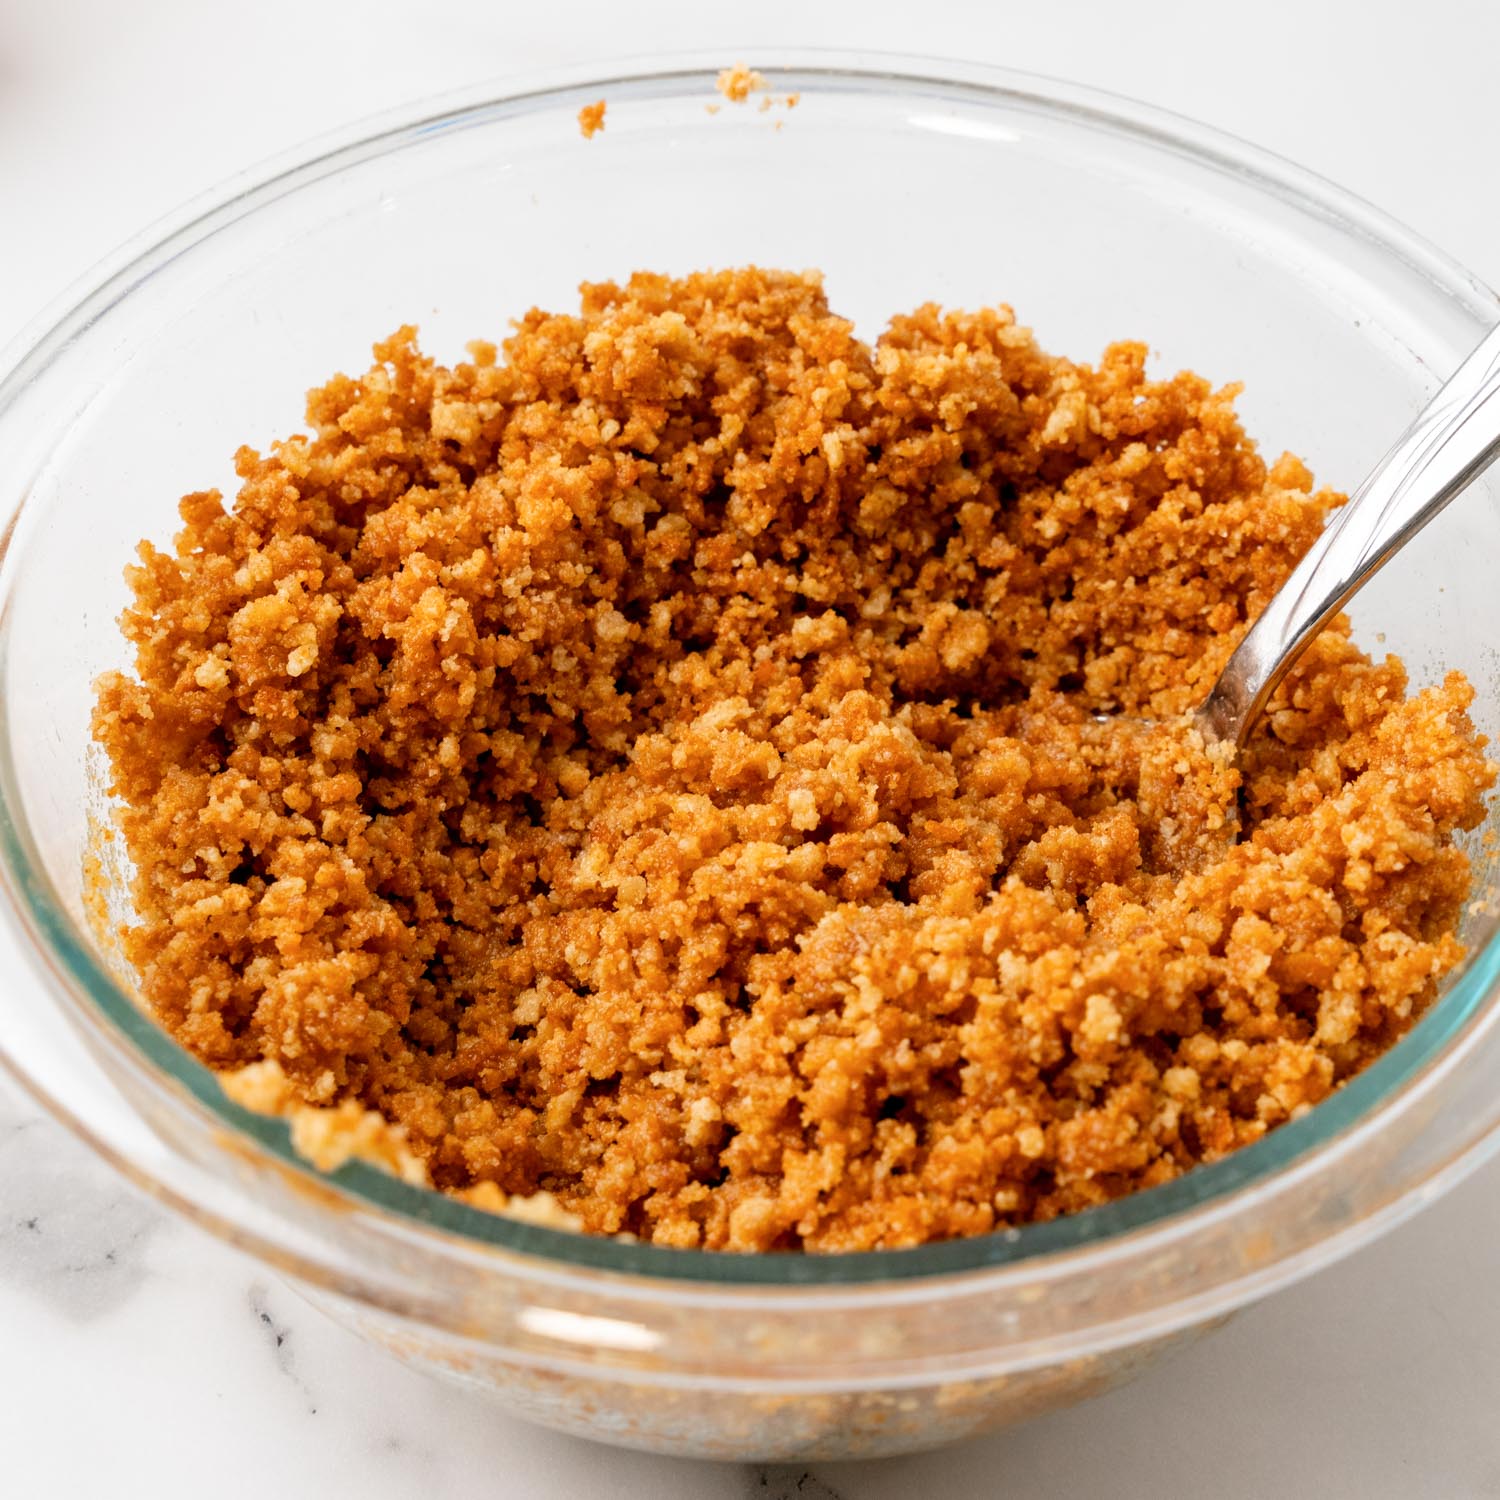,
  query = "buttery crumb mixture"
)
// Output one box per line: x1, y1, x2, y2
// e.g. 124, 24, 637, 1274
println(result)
93, 268, 1493, 1251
